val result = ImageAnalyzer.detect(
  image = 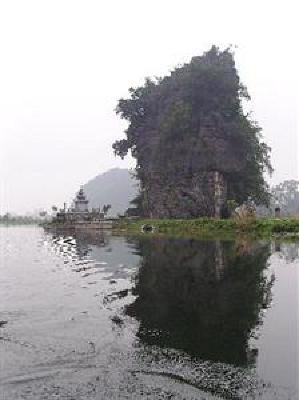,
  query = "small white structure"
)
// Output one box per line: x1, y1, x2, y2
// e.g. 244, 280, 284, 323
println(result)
54, 187, 113, 229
